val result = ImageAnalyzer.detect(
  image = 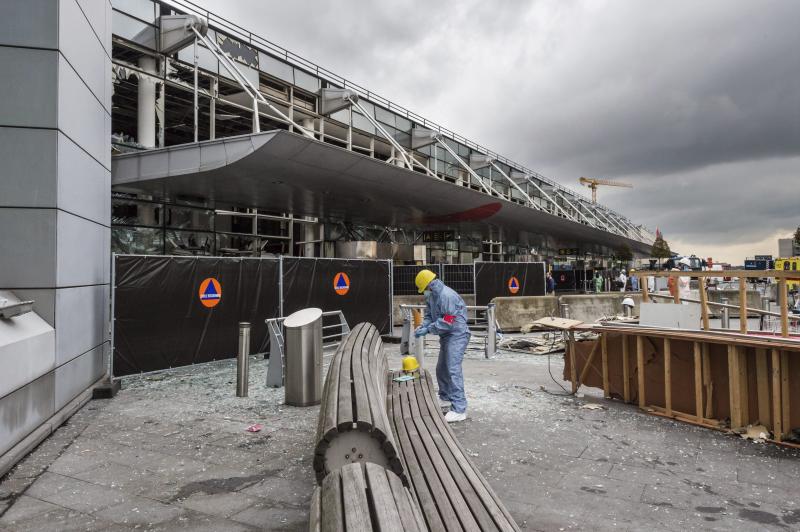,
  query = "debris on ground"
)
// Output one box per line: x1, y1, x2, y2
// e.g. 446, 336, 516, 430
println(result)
498, 334, 564, 354
736, 424, 770, 442
246, 423, 264, 432
579, 403, 605, 411
597, 315, 639, 324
